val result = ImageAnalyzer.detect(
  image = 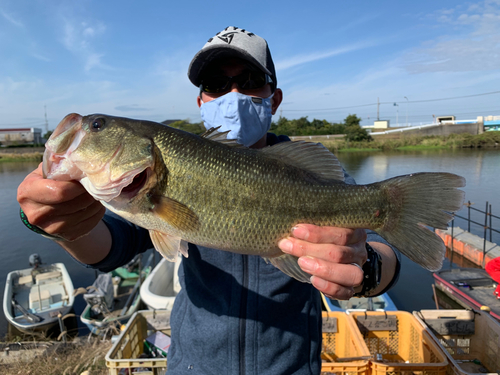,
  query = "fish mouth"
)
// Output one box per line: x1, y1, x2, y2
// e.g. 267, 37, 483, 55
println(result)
43, 113, 85, 180
119, 168, 150, 200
